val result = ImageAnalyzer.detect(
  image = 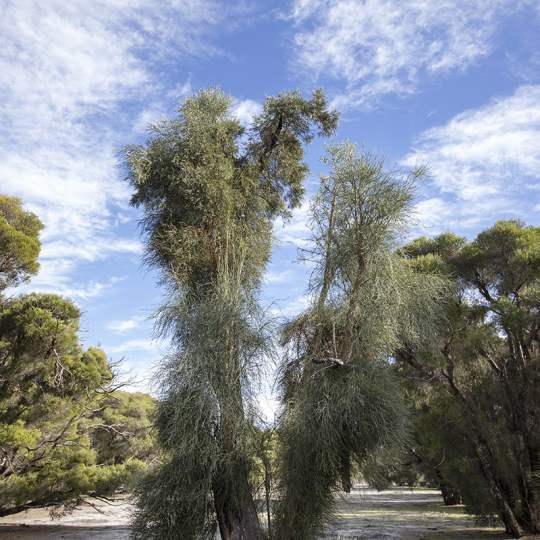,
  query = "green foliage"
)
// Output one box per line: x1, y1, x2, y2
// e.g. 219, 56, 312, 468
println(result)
0, 195, 43, 291
92, 391, 157, 466
126, 87, 337, 293
398, 220, 540, 536
0, 292, 155, 516
126, 87, 337, 539
275, 143, 446, 539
